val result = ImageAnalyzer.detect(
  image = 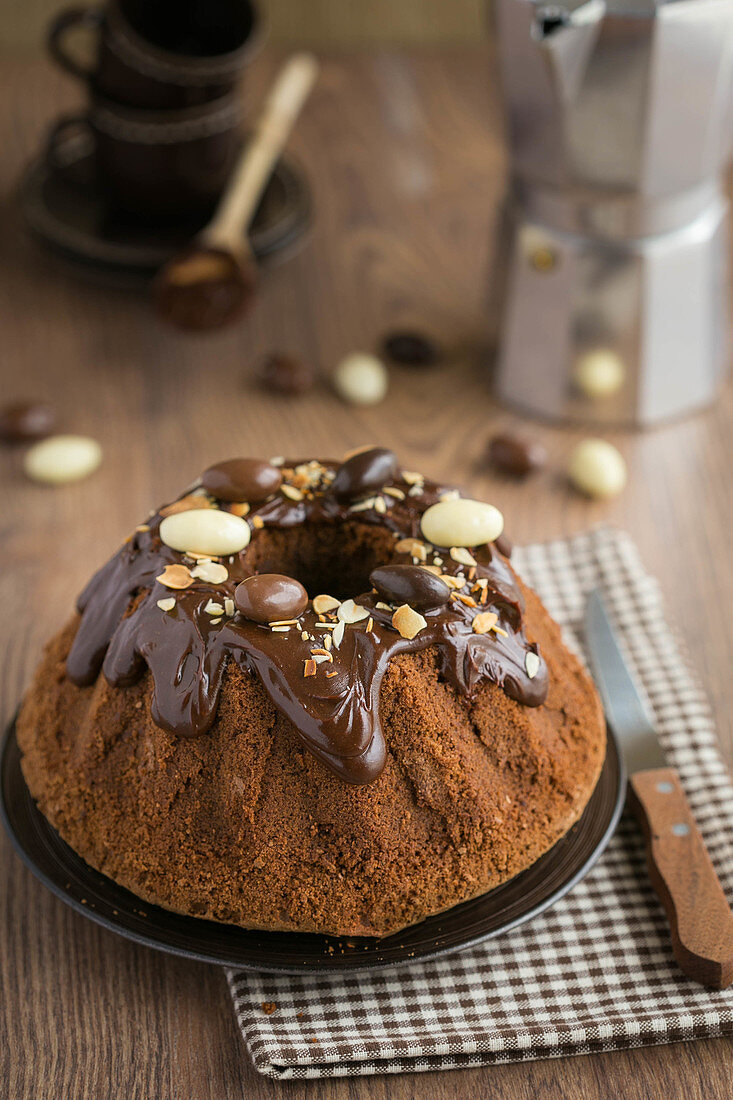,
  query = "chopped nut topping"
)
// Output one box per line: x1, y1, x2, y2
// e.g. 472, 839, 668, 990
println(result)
304, 659, 317, 677
472, 611, 499, 634
270, 456, 285, 466
348, 497, 377, 513
136, 524, 150, 533
157, 564, 193, 589
332, 621, 345, 647
160, 495, 213, 518
323, 633, 332, 650
209, 618, 222, 625
325, 669, 339, 678
440, 574, 465, 589
190, 561, 229, 584
402, 470, 424, 485
224, 598, 236, 617
373, 497, 387, 514
392, 604, 428, 639
301, 630, 310, 640
269, 619, 300, 627
252, 515, 265, 529
456, 593, 477, 608
312, 652, 332, 664
375, 601, 392, 611
204, 599, 225, 616
313, 594, 341, 615
395, 538, 427, 560
526, 652, 540, 678
281, 484, 304, 501
337, 599, 370, 623
383, 486, 405, 500
366, 616, 374, 633
157, 597, 176, 612
421, 565, 442, 576
450, 547, 477, 567
228, 502, 250, 517
270, 625, 291, 632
